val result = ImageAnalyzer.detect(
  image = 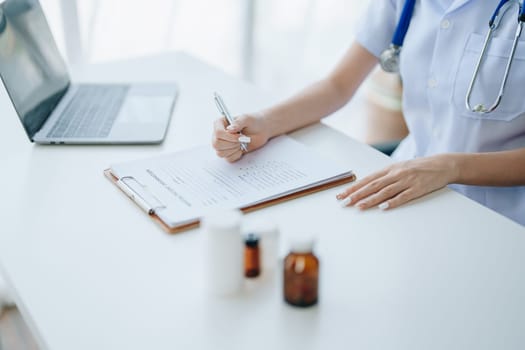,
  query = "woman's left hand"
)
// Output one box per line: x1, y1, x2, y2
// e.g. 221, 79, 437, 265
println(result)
337, 154, 459, 210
